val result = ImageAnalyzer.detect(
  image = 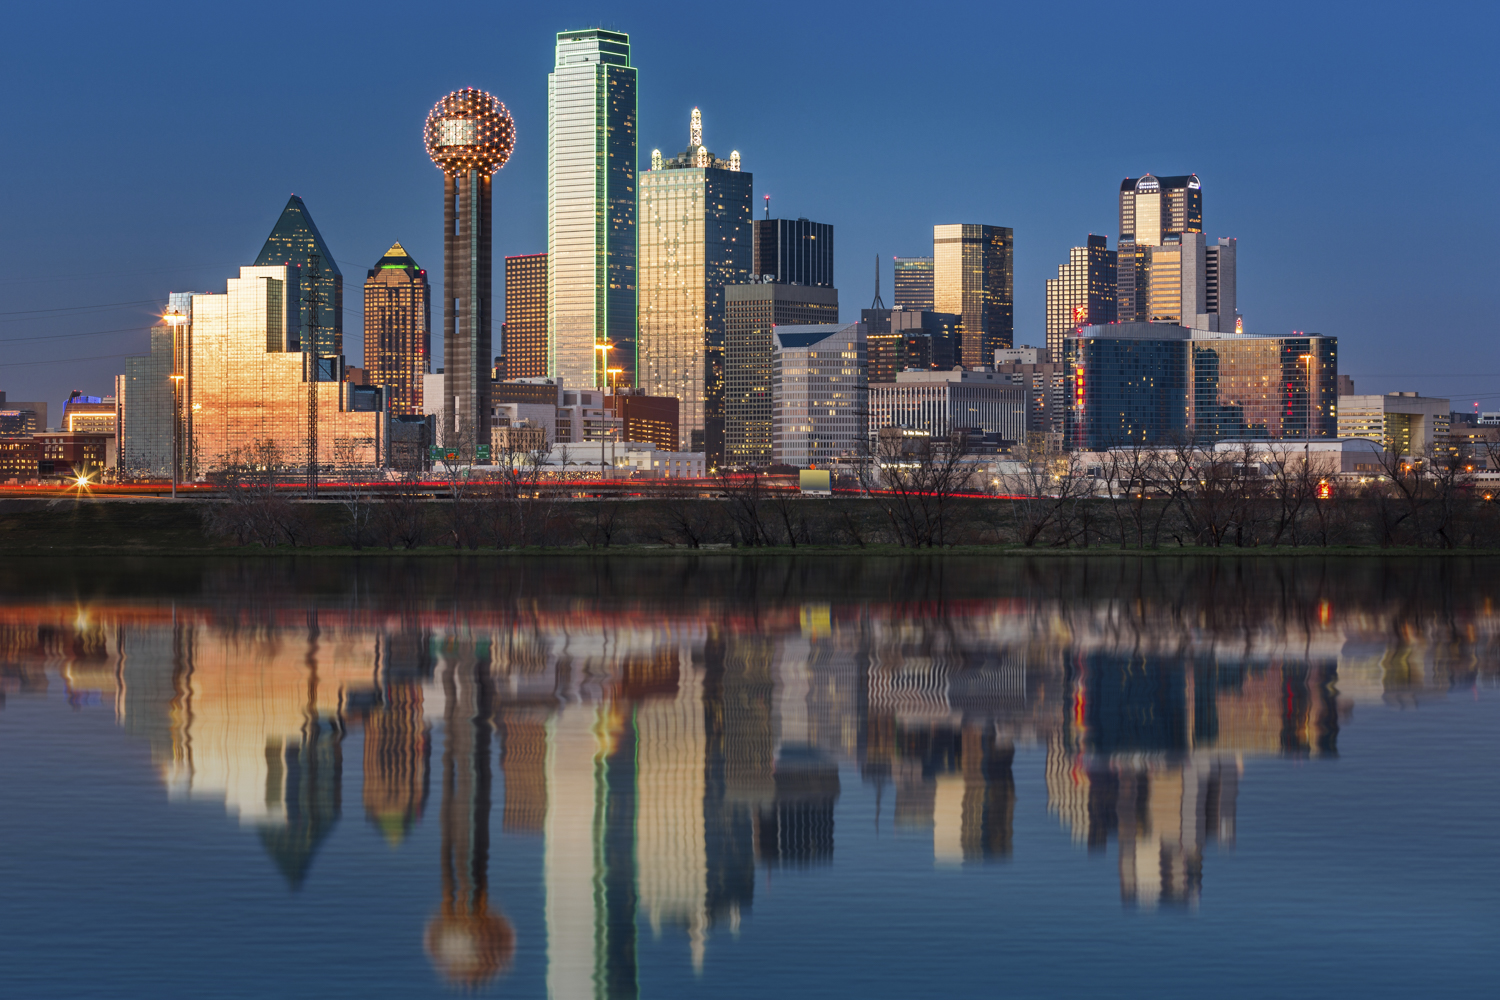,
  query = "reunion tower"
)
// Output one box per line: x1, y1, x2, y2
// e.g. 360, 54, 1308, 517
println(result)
424, 88, 515, 452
